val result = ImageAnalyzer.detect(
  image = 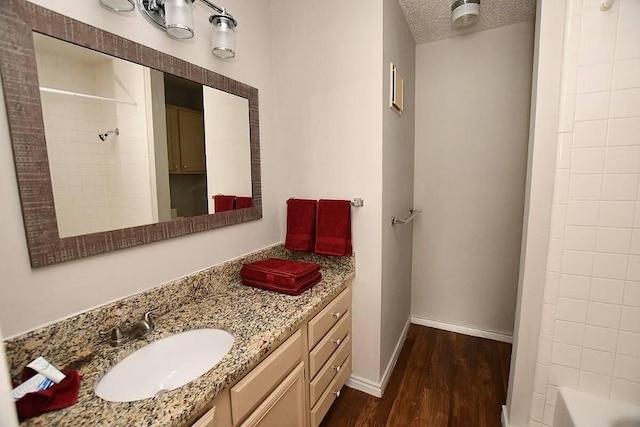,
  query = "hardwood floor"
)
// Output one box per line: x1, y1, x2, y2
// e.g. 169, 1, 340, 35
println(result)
321, 324, 512, 427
